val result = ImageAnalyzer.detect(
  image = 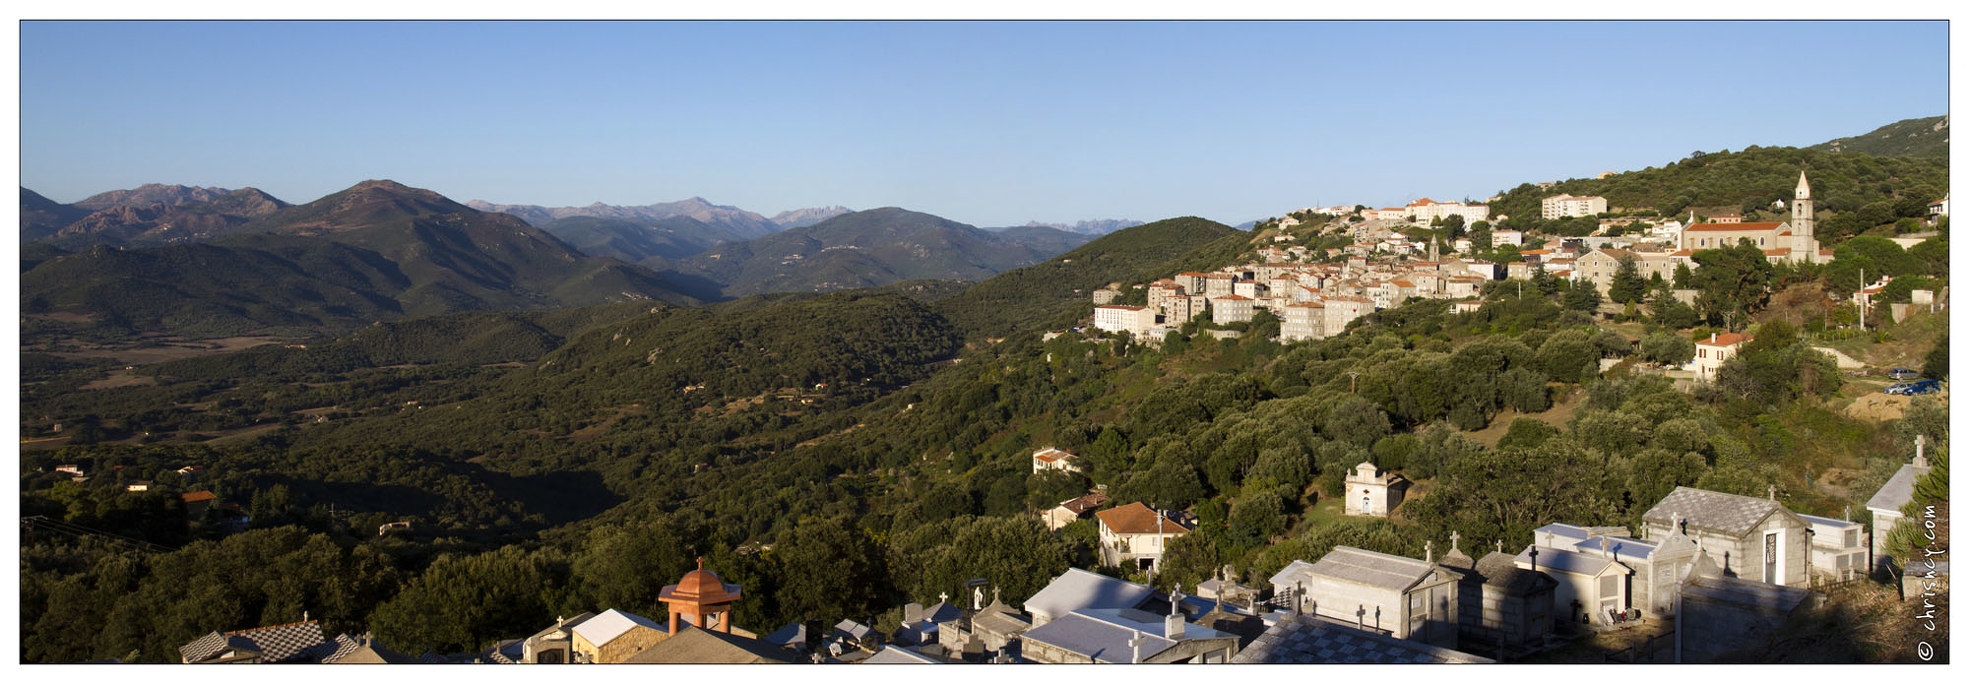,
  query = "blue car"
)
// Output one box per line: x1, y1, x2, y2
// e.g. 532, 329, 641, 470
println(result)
1886, 379, 1942, 395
